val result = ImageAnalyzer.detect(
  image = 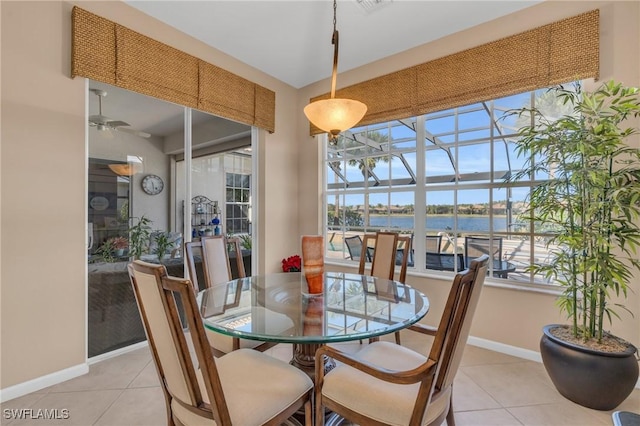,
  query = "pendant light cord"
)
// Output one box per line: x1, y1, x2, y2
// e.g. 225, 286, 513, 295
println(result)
330, 0, 338, 99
